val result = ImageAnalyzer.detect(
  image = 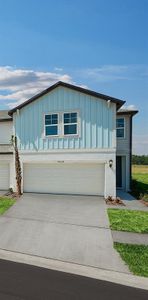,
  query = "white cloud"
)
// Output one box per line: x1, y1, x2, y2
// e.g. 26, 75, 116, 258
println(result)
0, 64, 145, 109
54, 67, 63, 72
0, 66, 73, 108
78, 64, 148, 82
